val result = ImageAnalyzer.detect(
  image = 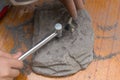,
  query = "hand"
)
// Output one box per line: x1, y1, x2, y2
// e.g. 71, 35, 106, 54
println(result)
0, 51, 23, 80
60, 0, 84, 19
